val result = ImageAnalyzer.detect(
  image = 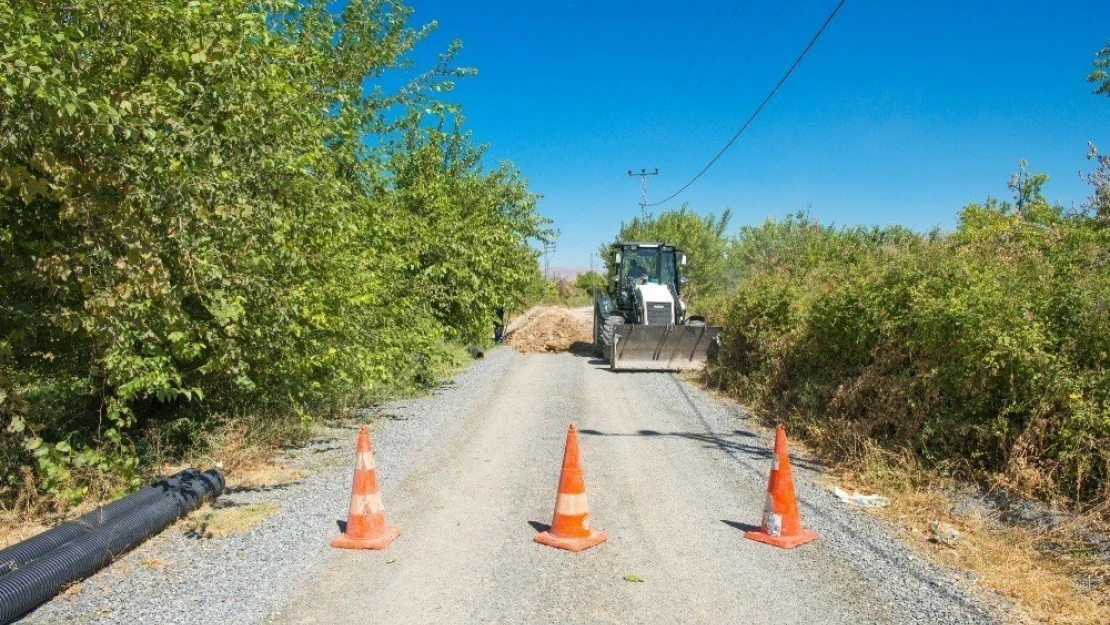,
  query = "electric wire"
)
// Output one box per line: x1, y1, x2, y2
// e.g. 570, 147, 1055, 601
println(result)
694, 0, 785, 90
681, 0, 730, 81
647, 0, 849, 208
